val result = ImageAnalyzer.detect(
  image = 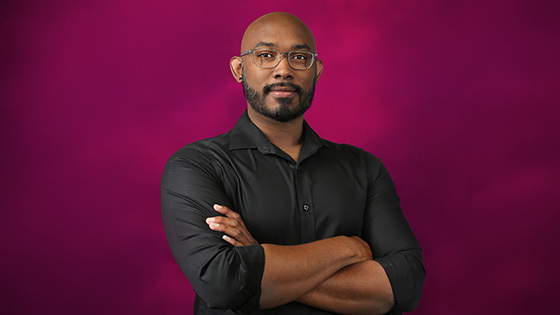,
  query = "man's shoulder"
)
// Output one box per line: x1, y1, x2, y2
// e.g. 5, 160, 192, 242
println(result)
166, 131, 232, 164
317, 138, 389, 181
319, 138, 381, 164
